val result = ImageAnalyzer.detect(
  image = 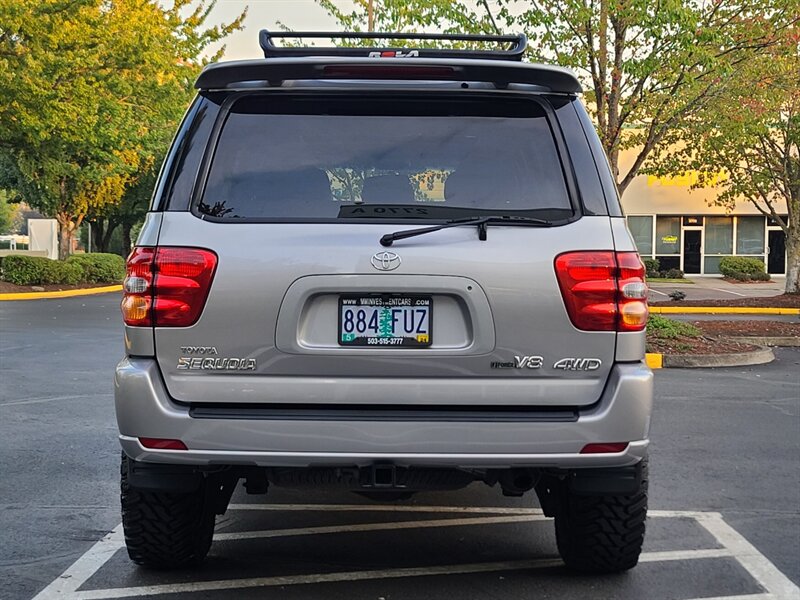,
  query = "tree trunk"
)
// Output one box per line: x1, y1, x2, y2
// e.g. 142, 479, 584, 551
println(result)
122, 222, 133, 256
785, 226, 799, 294
92, 220, 106, 253
56, 213, 75, 259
